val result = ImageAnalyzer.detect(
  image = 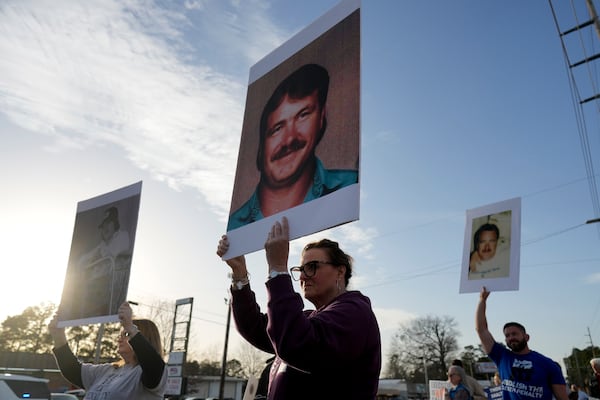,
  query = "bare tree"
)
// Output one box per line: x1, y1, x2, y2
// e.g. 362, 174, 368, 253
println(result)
234, 340, 271, 379
135, 299, 175, 355
387, 315, 460, 380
